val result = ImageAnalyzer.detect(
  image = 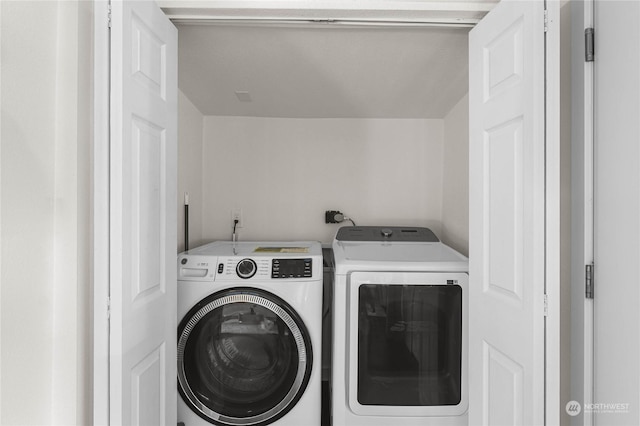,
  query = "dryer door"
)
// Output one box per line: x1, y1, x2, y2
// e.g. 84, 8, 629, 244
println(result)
347, 271, 468, 417
178, 288, 313, 426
